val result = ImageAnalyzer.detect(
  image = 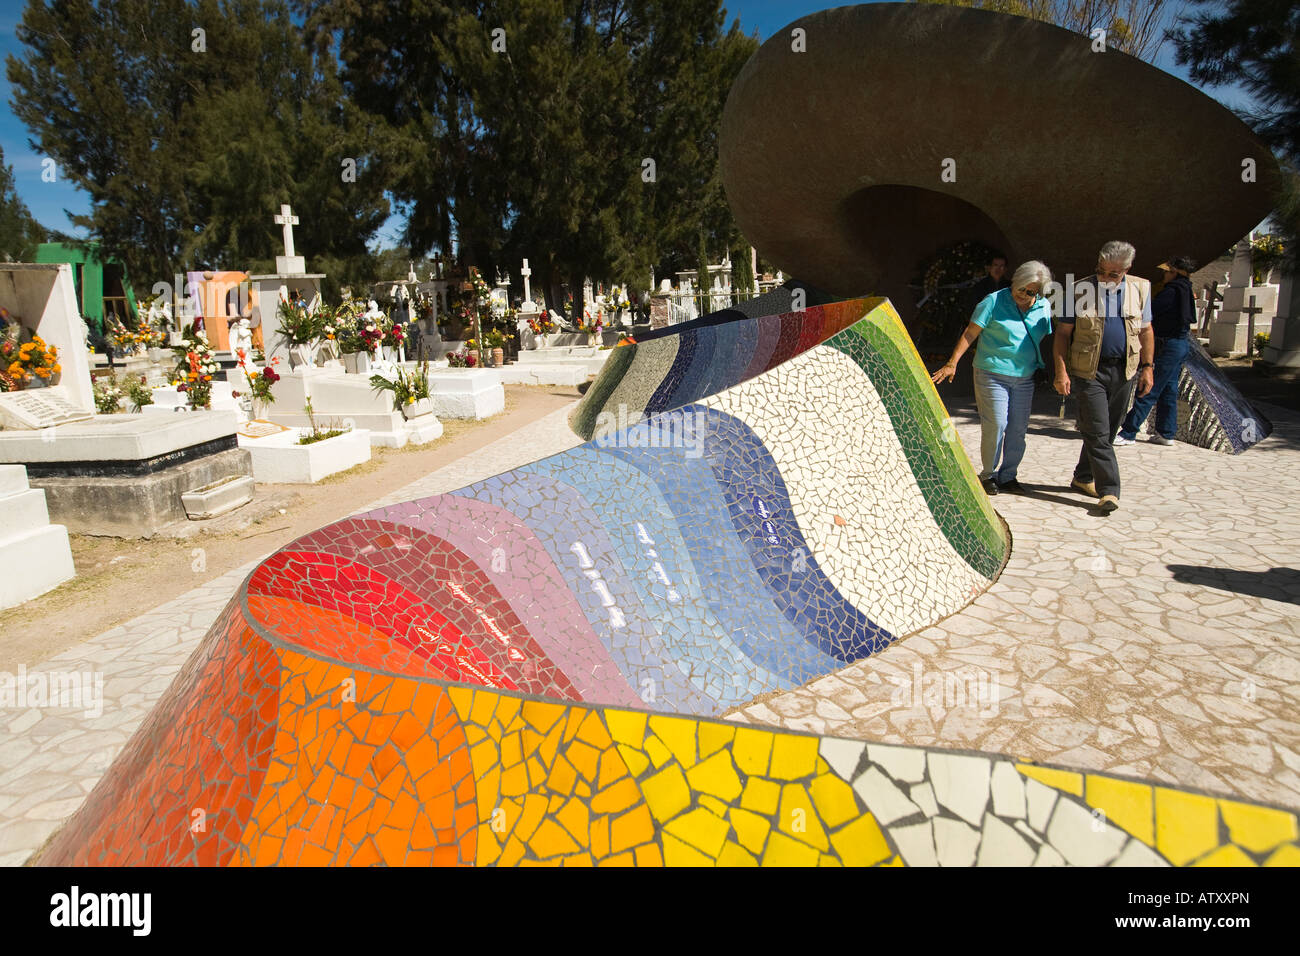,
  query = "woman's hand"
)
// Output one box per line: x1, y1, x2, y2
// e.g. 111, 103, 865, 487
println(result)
931, 363, 957, 385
